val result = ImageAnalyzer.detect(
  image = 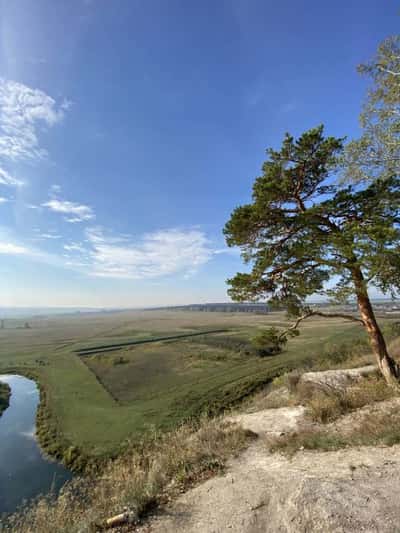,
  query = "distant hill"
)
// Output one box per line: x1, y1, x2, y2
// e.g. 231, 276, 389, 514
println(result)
148, 303, 271, 314
0, 307, 102, 319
